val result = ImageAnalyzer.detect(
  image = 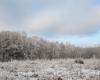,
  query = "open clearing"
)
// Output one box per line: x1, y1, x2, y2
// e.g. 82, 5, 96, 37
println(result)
0, 59, 100, 80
